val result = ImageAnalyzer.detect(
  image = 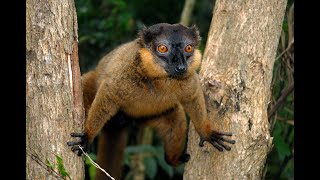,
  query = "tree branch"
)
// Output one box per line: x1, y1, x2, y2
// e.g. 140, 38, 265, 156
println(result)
268, 83, 294, 119
275, 38, 294, 61
26, 150, 64, 179
179, 0, 196, 26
